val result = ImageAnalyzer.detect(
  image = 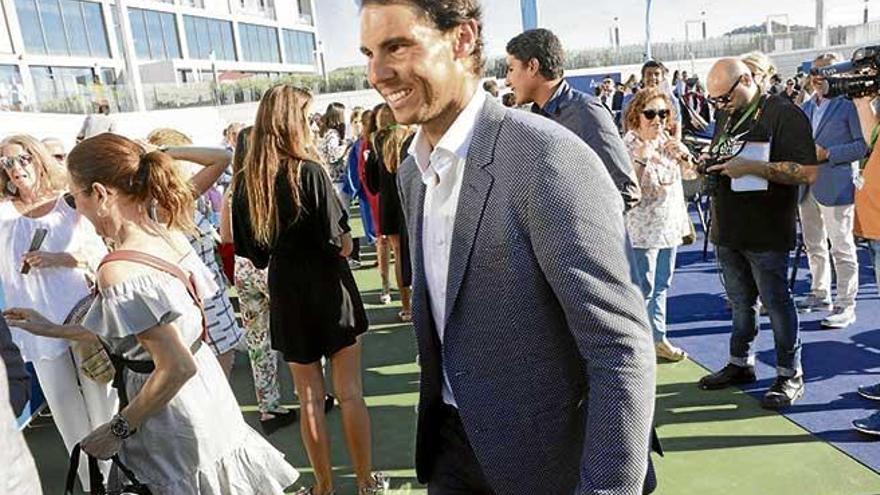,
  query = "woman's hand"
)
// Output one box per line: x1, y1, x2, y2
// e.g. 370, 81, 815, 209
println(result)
81, 423, 124, 460
21, 251, 77, 270
663, 139, 691, 160
3, 308, 59, 337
